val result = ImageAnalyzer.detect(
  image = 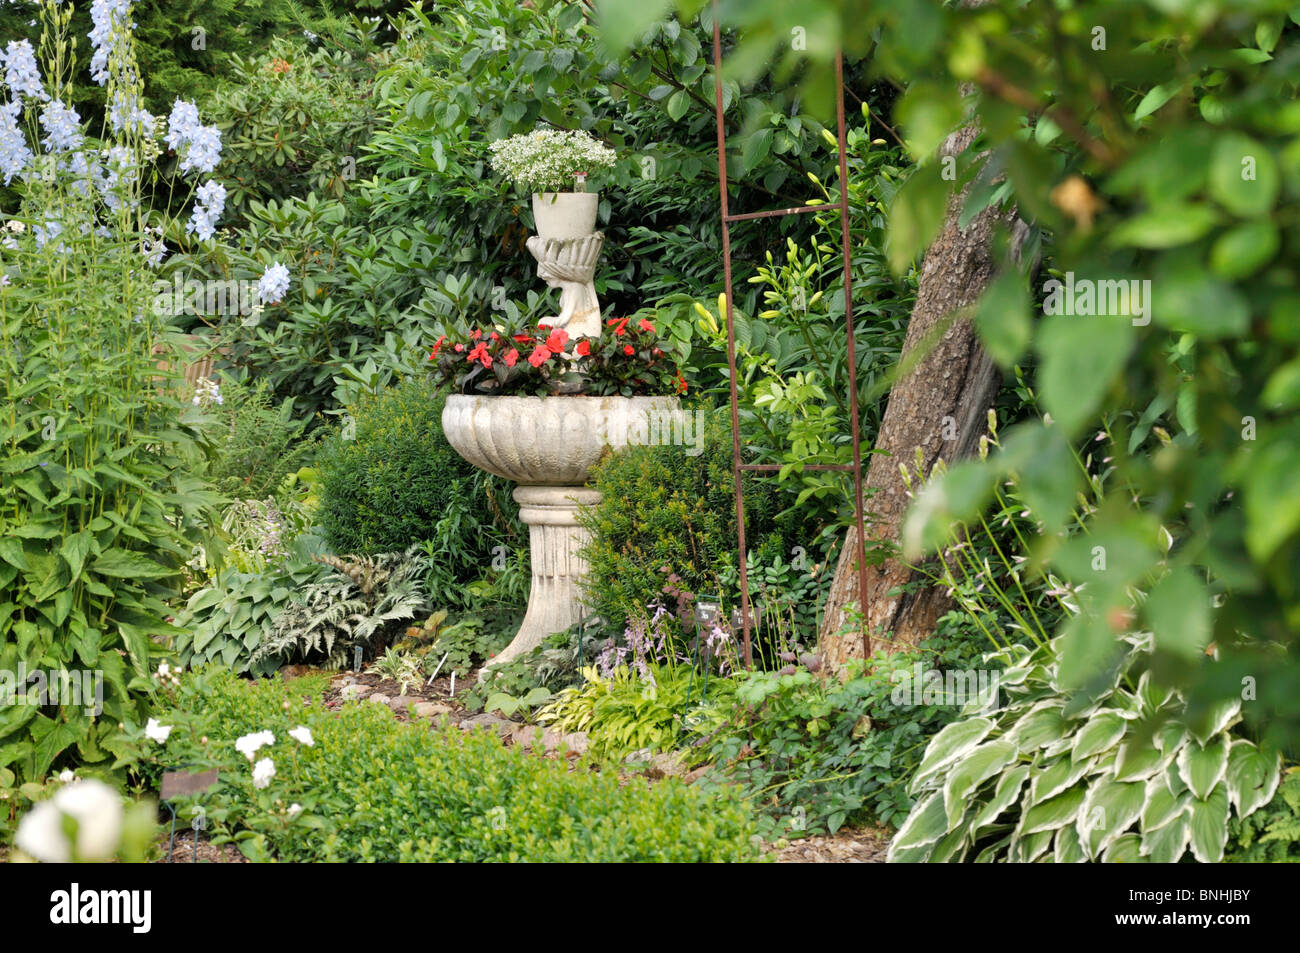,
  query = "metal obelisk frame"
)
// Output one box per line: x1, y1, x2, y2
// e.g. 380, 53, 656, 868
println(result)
711, 5, 870, 667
